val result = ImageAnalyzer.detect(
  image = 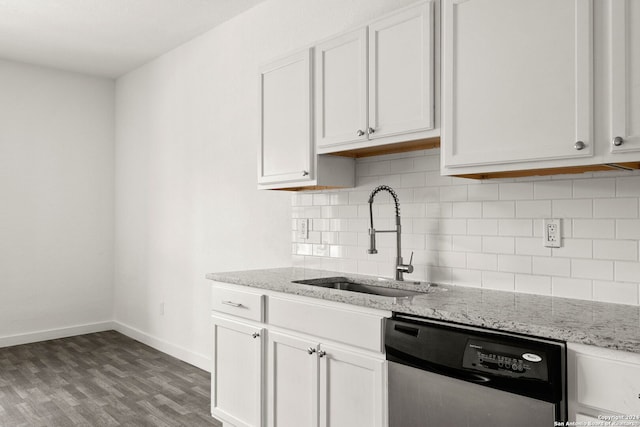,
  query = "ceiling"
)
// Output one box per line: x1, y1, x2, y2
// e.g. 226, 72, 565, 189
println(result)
0, 0, 267, 78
